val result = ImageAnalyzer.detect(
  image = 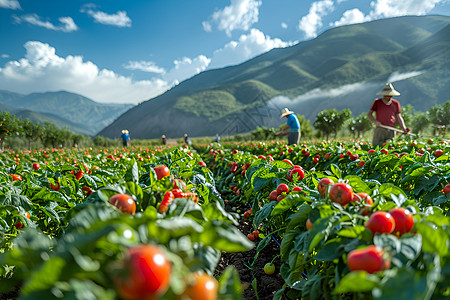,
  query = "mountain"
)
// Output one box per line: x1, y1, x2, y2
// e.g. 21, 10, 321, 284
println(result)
95, 15, 449, 139
0, 90, 133, 136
